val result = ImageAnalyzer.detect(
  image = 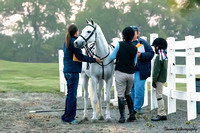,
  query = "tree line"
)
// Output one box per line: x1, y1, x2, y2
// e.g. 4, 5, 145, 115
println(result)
0, 0, 199, 62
